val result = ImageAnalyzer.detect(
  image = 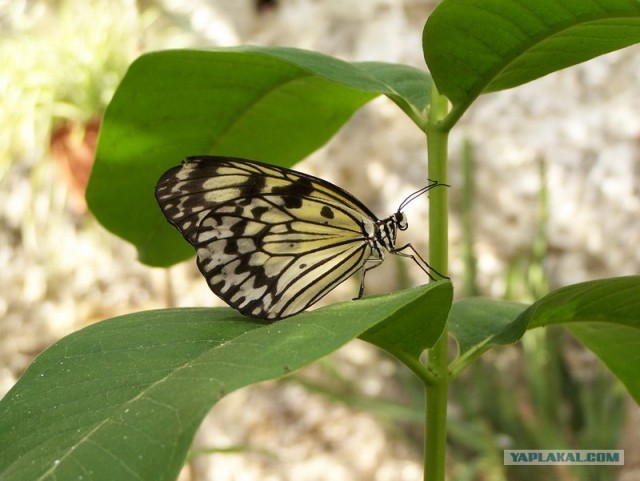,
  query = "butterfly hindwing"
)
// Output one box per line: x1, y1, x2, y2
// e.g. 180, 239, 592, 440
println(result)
155, 156, 382, 319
